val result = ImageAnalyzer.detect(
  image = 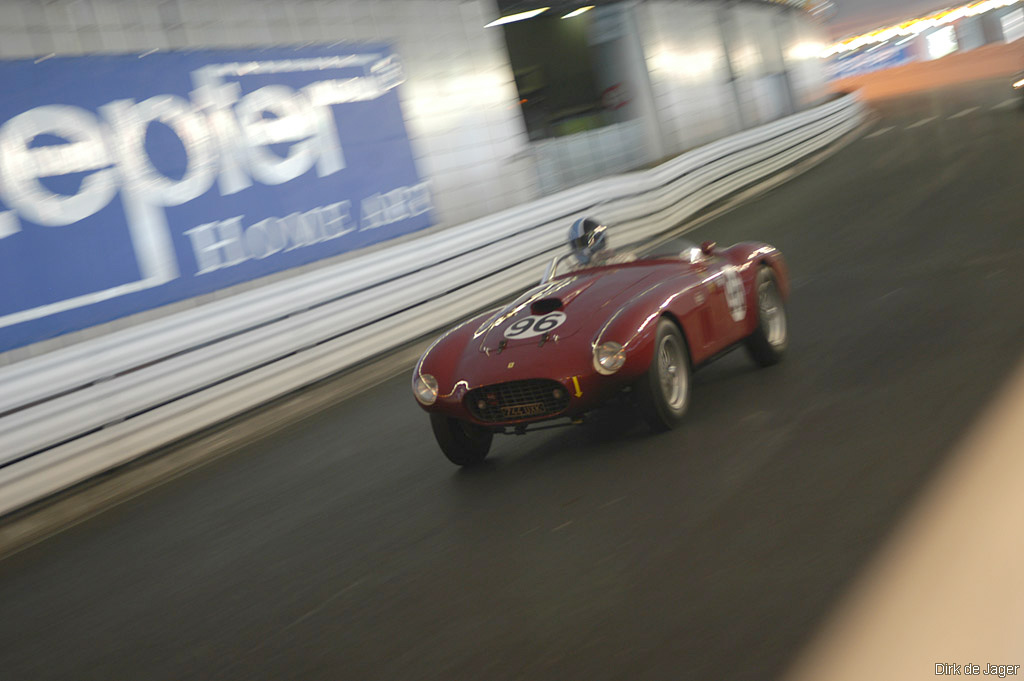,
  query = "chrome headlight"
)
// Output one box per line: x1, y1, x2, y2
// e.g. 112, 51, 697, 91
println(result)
593, 342, 626, 375
412, 373, 439, 405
